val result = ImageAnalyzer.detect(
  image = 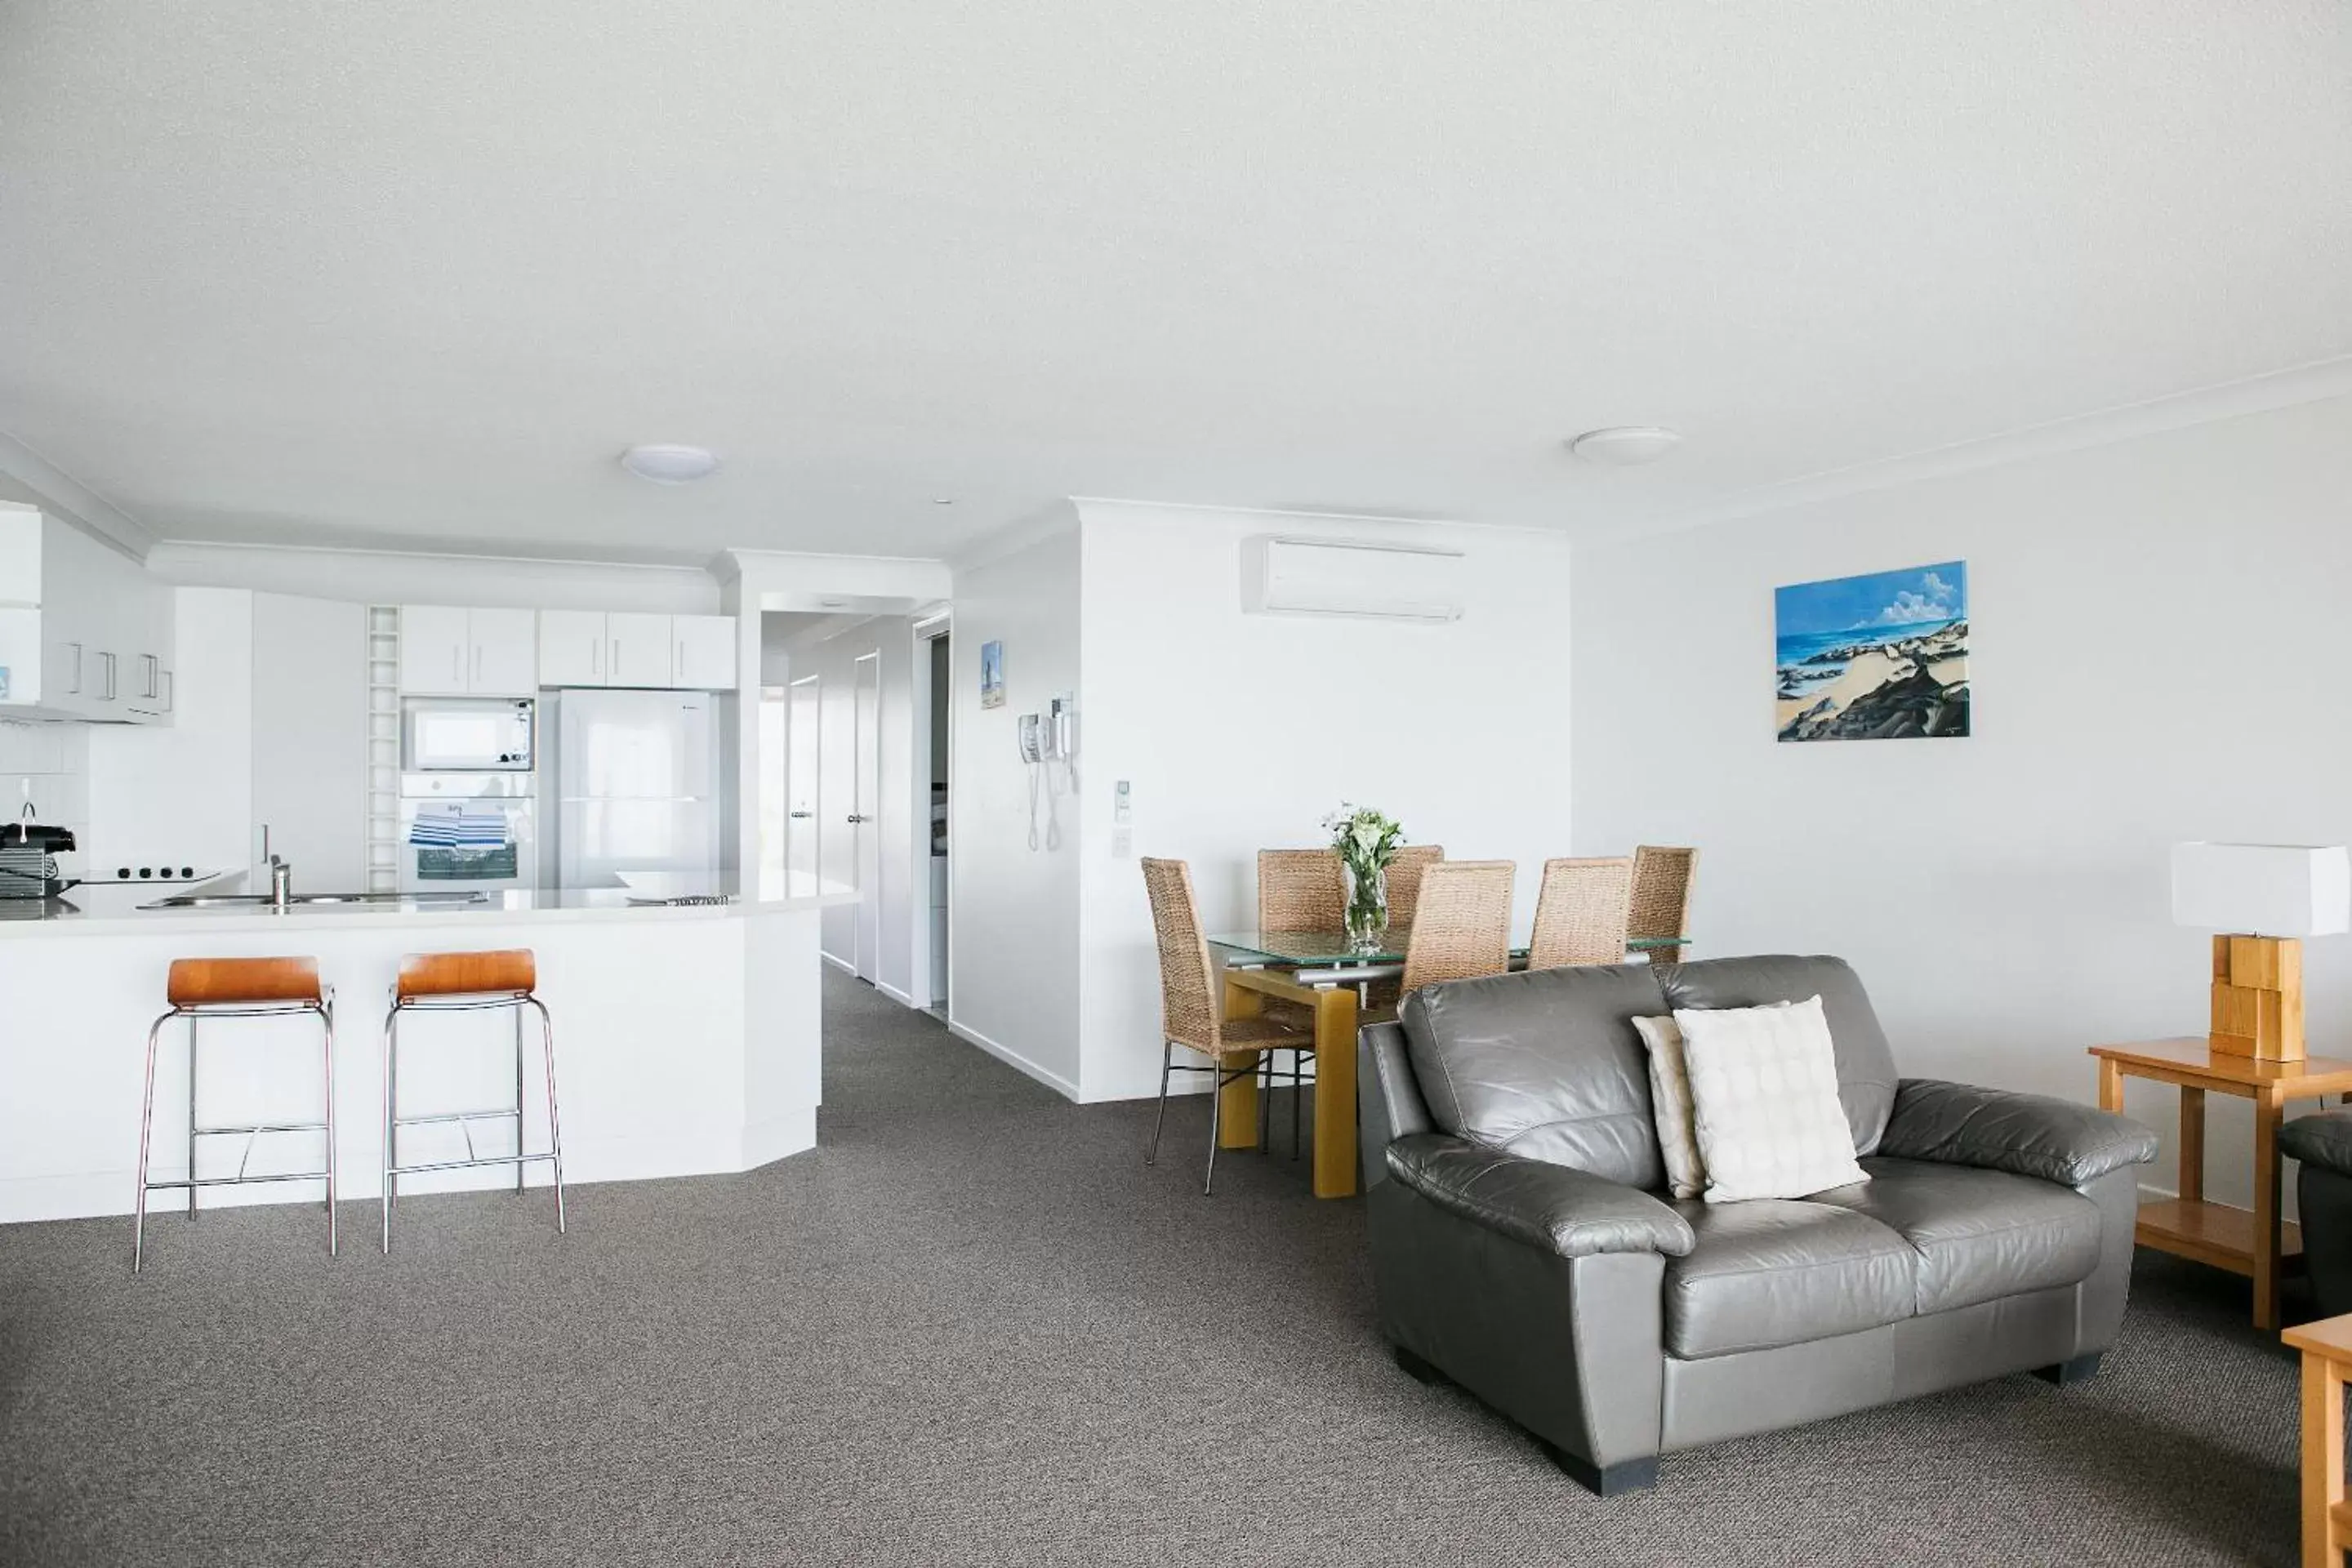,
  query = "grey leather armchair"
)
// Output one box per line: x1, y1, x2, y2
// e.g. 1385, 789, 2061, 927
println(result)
1360, 955, 2157, 1496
